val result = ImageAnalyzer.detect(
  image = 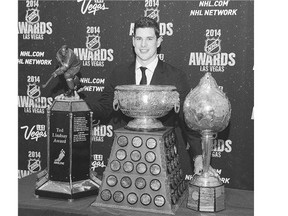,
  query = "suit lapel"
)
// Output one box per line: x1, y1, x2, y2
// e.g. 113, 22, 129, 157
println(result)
150, 60, 165, 85
127, 61, 136, 84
